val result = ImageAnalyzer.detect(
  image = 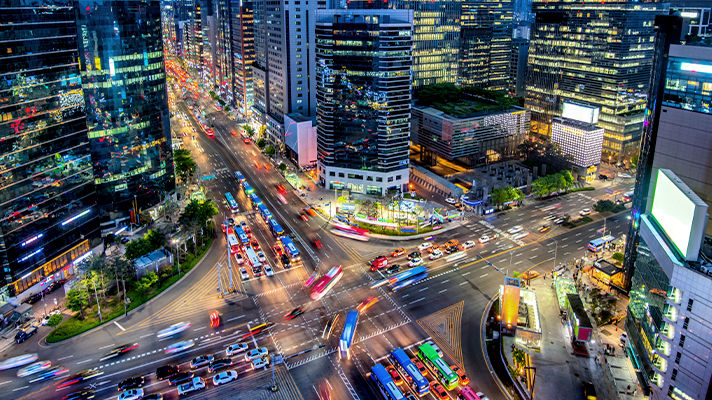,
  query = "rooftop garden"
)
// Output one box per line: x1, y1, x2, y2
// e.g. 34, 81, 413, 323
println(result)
416, 83, 524, 116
